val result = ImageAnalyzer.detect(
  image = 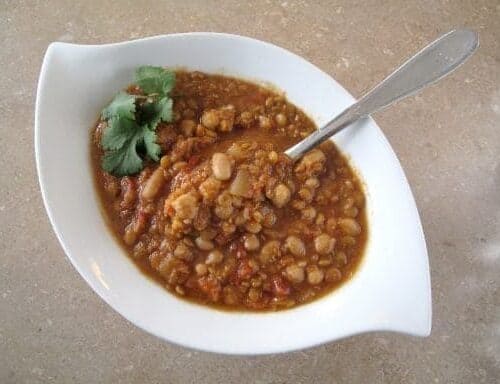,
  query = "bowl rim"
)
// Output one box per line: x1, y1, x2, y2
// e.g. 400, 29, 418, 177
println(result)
35, 32, 431, 354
